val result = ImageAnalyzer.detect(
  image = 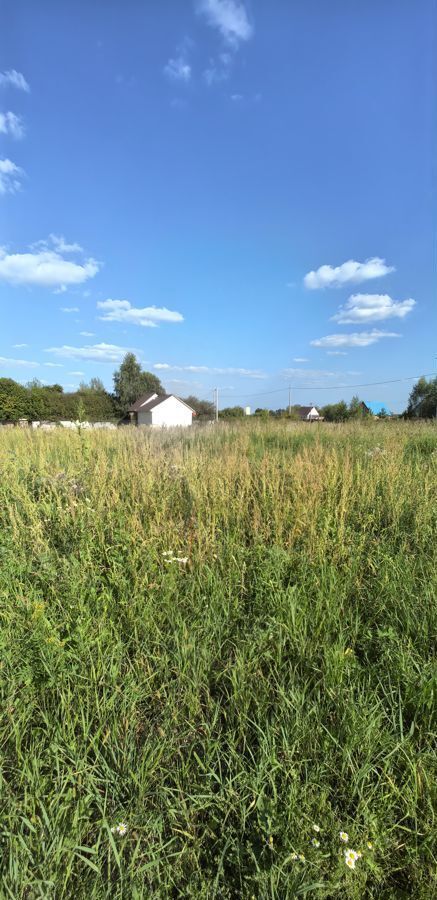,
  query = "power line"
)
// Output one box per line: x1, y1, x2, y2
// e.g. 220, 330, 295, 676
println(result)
215, 371, 437, 401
